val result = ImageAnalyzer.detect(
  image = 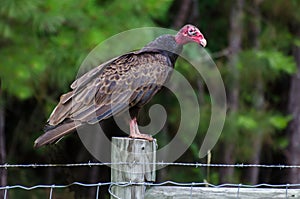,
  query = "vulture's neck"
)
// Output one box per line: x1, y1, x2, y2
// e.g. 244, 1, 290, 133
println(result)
142, 35, 183, 66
